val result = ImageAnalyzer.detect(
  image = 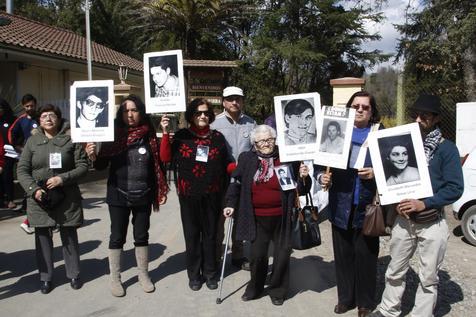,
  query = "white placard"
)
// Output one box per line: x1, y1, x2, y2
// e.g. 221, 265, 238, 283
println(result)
274, 92, 321, 162
313, 106, 356, 169
70, 80, 115, 143
144, 50, 186, 113
456, 102, 476, 156
368, 123, 433, 205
